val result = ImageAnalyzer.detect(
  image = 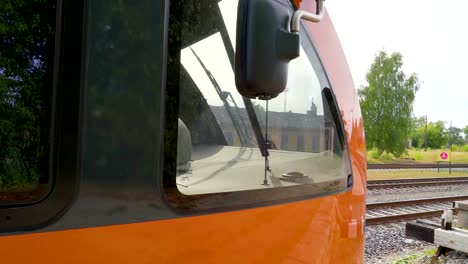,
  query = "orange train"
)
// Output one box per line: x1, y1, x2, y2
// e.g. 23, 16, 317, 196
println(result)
0, 0, 367, 263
